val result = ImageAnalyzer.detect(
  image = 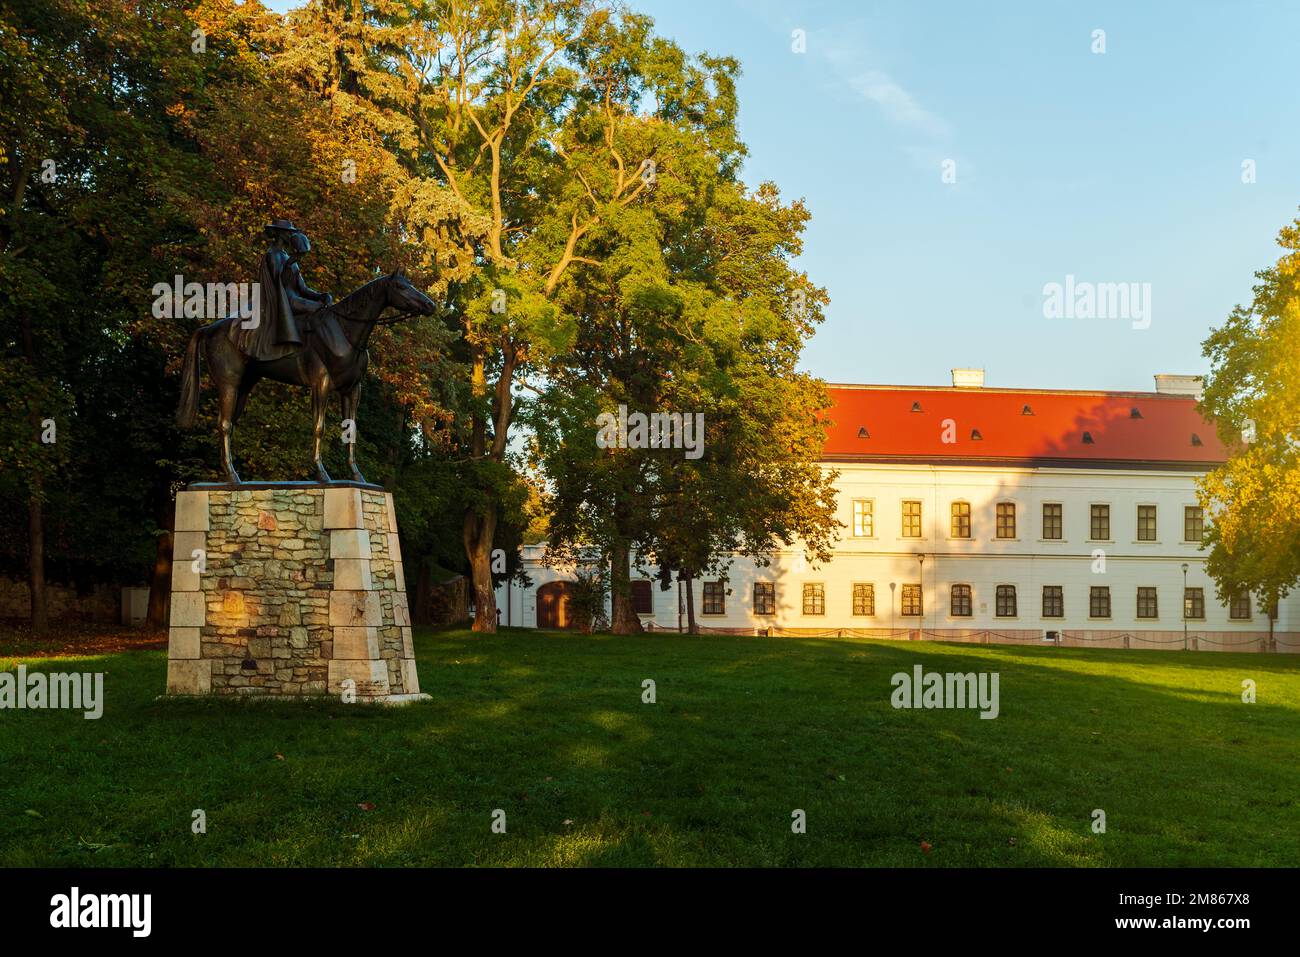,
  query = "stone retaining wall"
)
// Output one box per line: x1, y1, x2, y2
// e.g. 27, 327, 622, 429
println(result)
0, 577, 120, 623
